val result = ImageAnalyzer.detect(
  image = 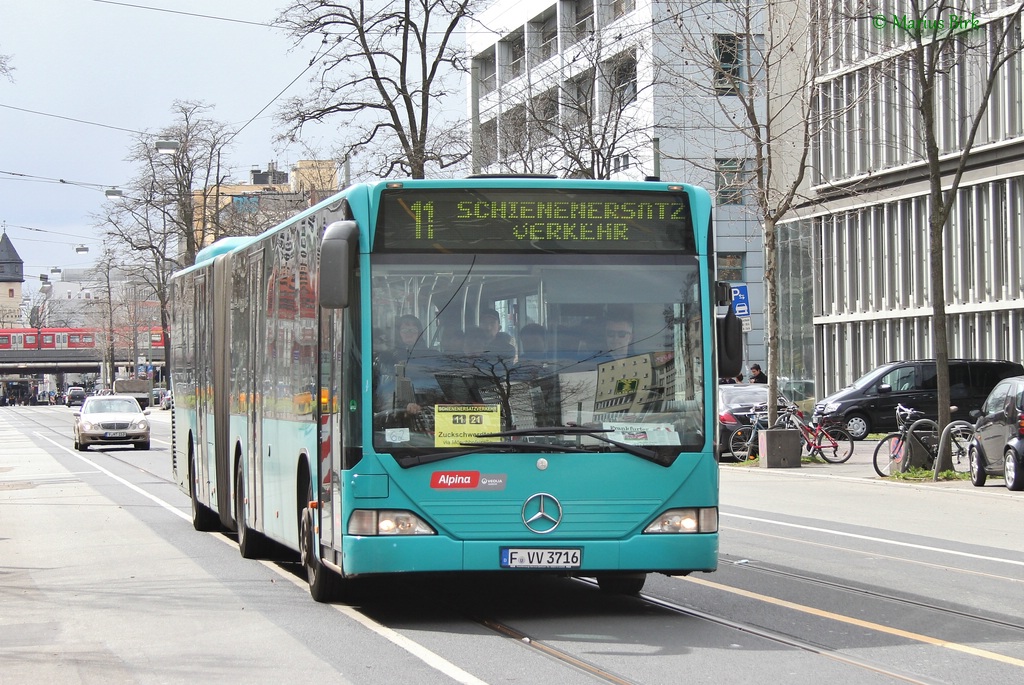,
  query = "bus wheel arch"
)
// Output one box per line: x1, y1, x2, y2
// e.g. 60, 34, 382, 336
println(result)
235, 443, 270, 559
297, 454, 343, 602
189, 434, 219, 532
